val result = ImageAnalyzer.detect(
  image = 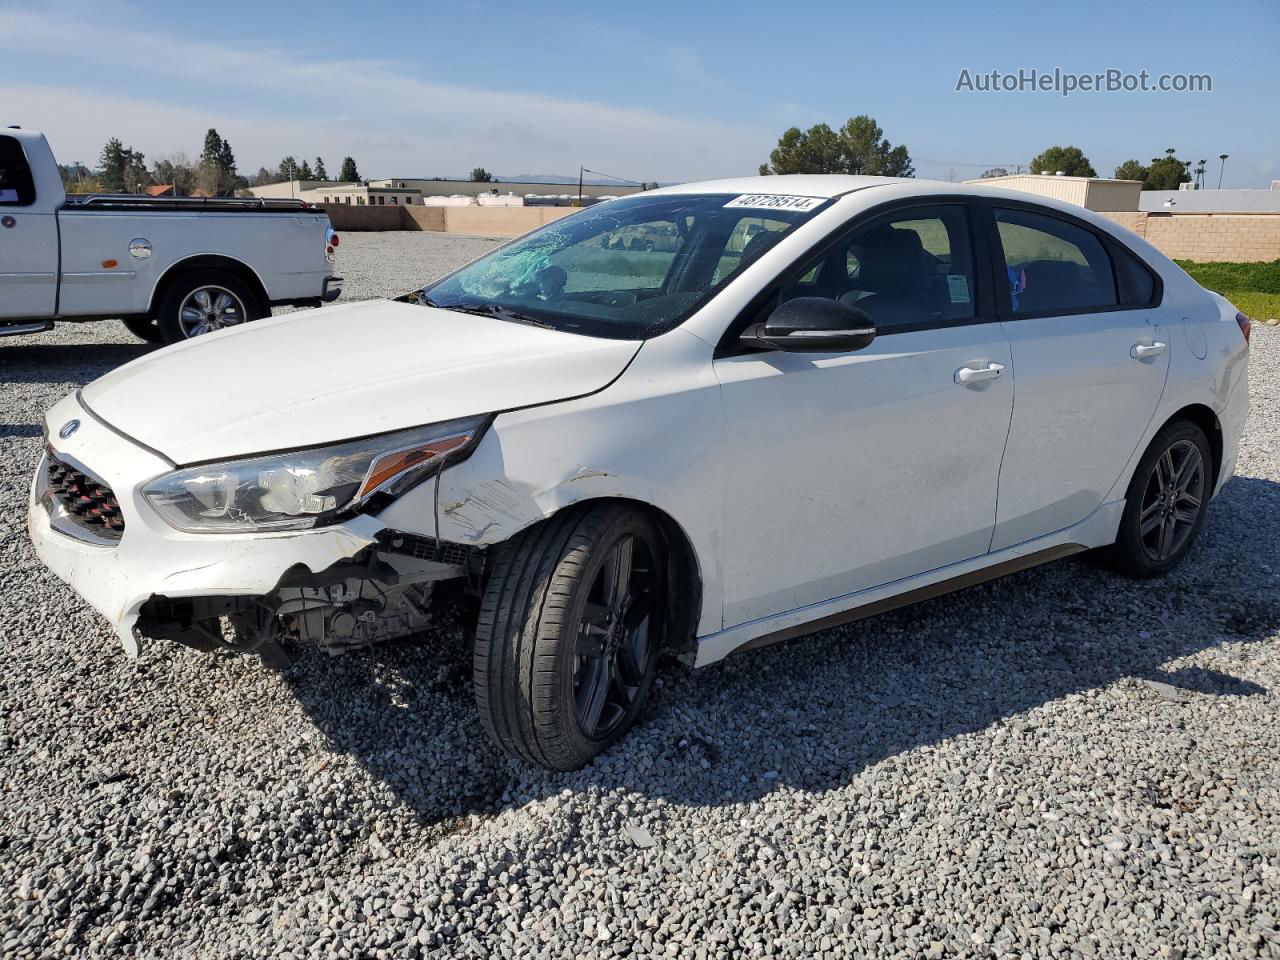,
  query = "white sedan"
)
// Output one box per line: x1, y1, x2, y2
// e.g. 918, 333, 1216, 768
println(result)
29, 176, 1250, 770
